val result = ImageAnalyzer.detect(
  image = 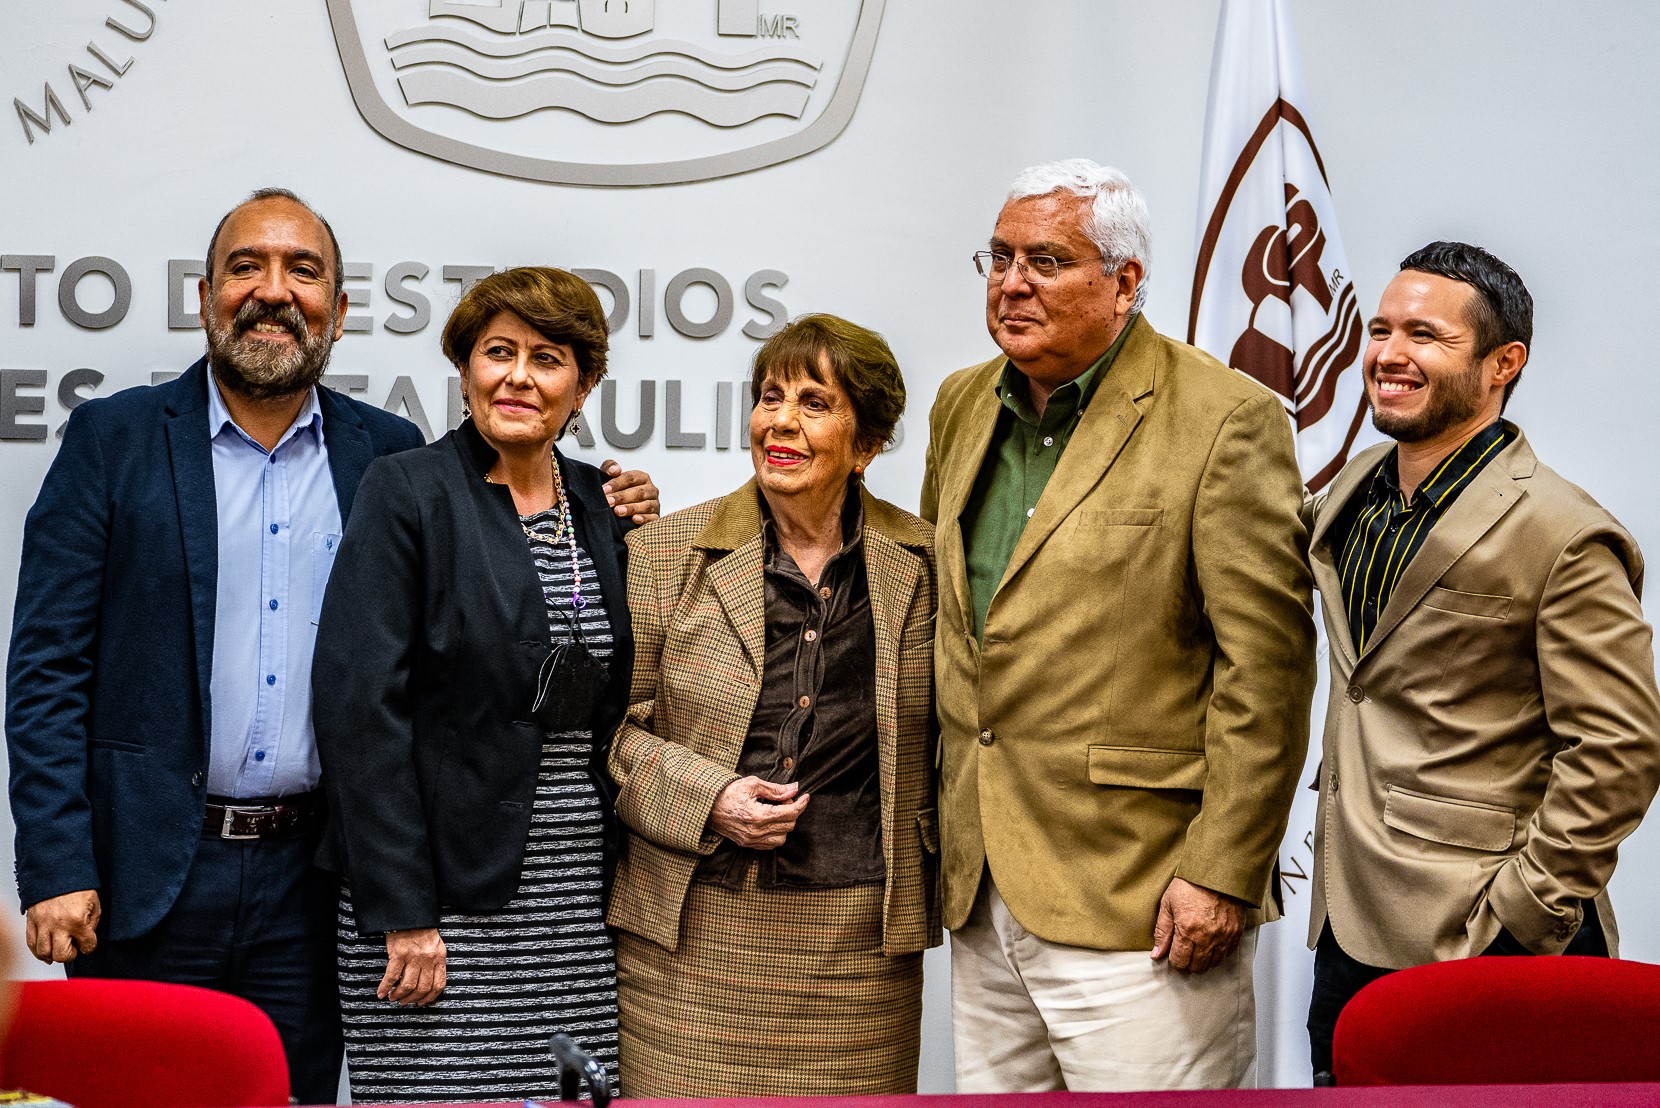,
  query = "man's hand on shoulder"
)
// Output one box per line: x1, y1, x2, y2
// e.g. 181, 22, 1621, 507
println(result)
601, 460, 660, 525
25, 889, 101, 964
1150, 876, 1245, 974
